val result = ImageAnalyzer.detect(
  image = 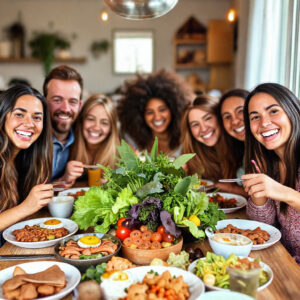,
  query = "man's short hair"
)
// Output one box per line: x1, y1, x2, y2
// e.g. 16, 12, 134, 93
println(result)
43, 65, 83, 99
